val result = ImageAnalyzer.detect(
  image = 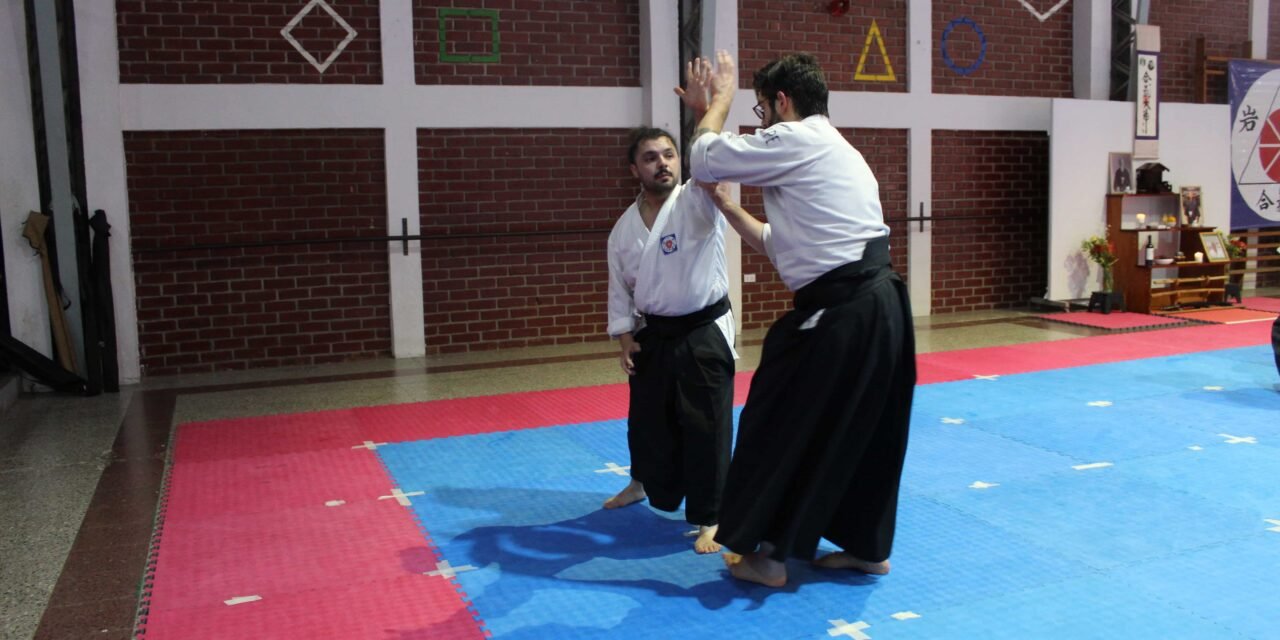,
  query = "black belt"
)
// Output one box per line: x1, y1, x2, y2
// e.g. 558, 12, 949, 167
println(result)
642, 296, 730, 337
793, 237, 892, 312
